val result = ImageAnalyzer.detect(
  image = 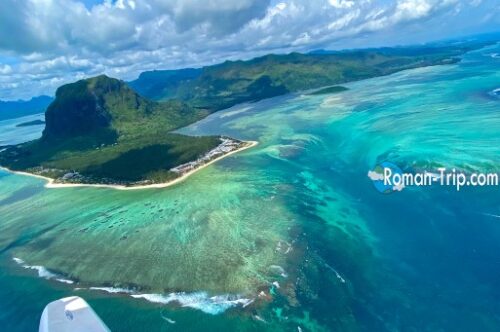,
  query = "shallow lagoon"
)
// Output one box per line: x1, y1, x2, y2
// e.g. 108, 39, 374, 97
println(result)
0, 44, 499, 331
